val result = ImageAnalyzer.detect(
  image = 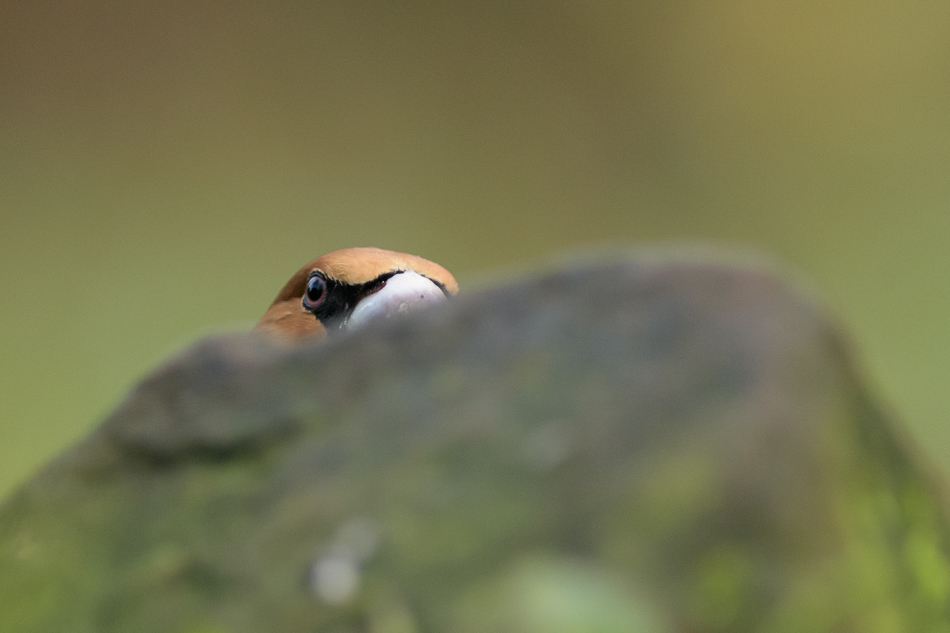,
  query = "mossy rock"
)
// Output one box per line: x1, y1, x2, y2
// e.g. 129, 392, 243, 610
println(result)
2, 253, 949, 632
